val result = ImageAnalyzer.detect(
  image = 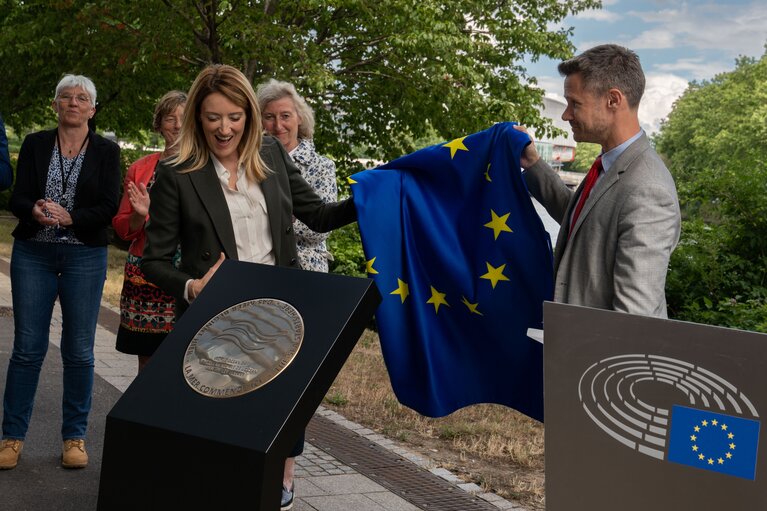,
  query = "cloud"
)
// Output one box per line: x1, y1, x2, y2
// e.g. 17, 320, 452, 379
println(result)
655, 58, 733, 81
534, 75, 565, 100
629, 2, 767, 57
627, 28, 675, 50
638, 73, 689, 135
575, 9, 620, 22
573, 0, 621, 22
